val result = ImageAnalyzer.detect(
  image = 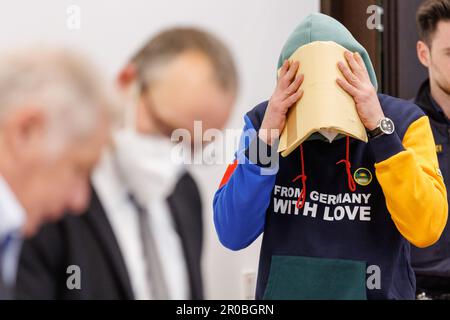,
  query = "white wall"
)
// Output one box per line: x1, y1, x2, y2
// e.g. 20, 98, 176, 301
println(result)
0, 0, 319, 299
